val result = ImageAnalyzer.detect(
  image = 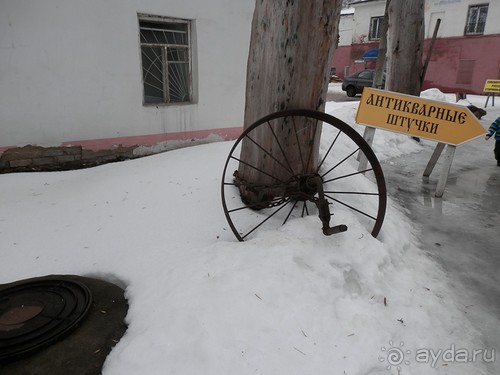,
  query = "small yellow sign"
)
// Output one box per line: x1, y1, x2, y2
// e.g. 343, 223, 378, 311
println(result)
483, 79, 500, 93
355, 87, 486, 145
